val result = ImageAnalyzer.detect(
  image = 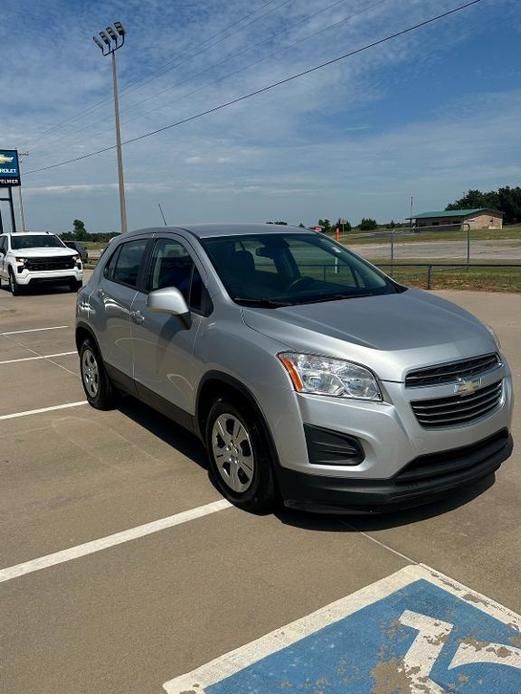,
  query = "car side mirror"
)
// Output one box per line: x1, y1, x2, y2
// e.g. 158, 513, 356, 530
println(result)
147, 287, 189, 316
